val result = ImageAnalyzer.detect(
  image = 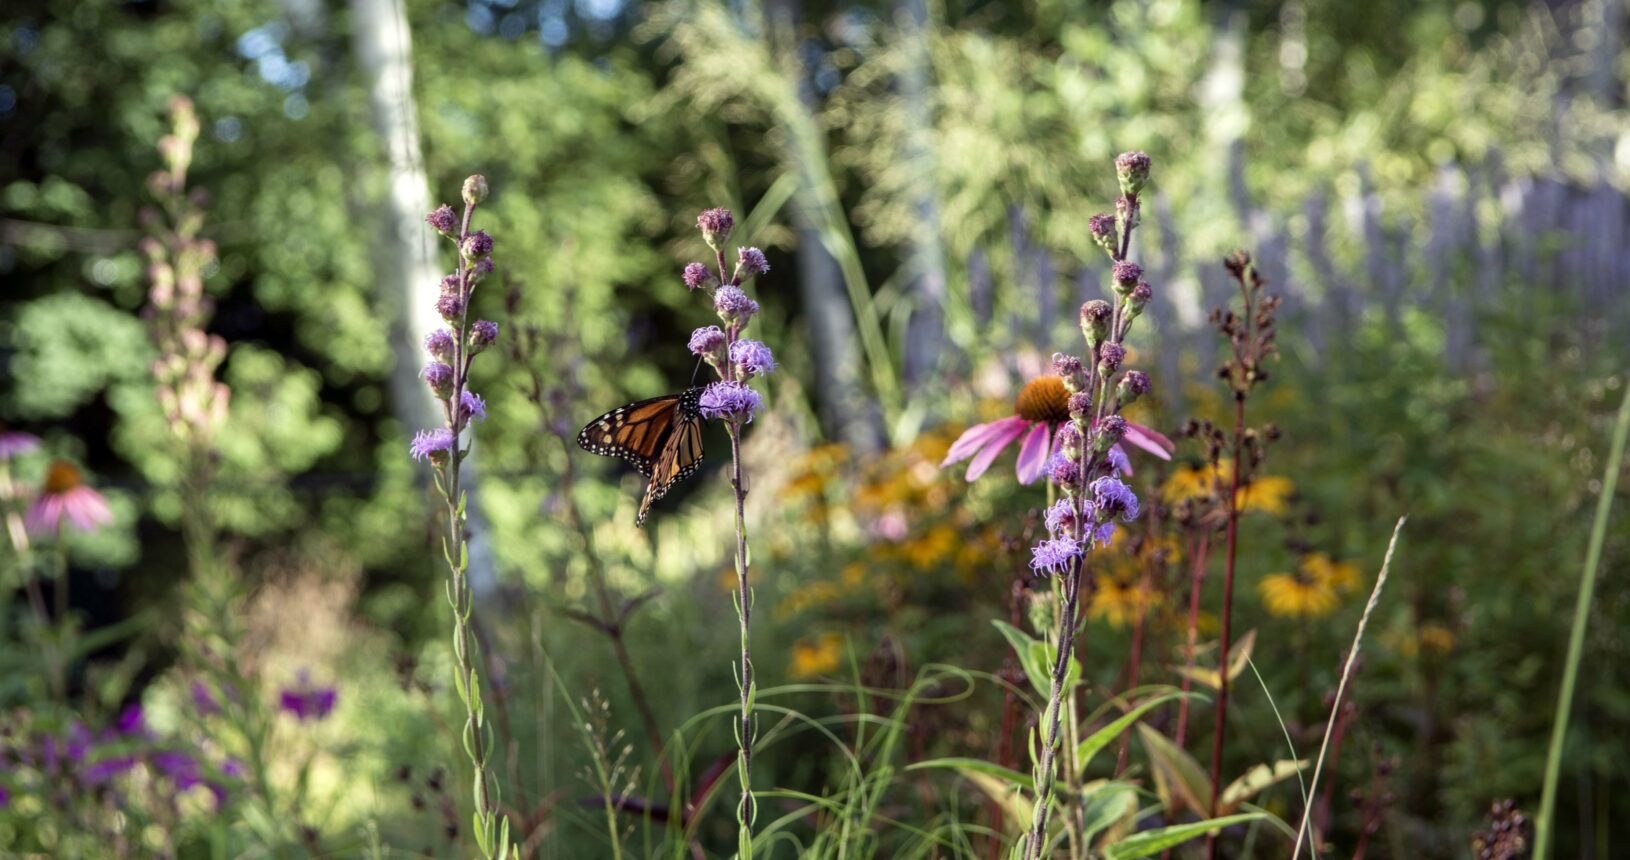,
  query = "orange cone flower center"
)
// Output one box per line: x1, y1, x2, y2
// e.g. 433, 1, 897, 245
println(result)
43, 460, 84, 495
1015, 376, 1071, 424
